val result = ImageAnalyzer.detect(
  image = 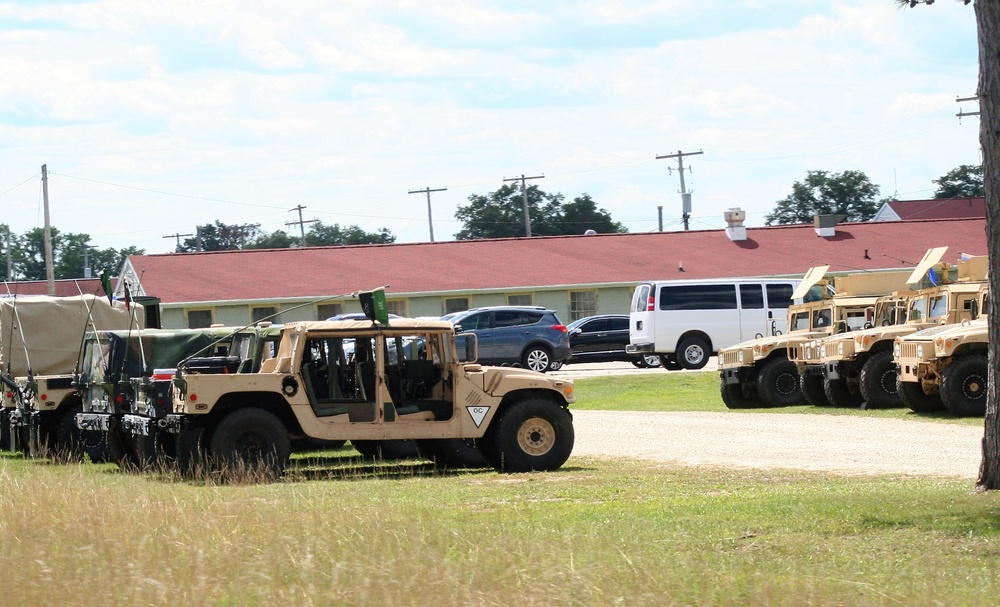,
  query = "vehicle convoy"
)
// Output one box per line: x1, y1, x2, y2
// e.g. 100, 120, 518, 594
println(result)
718, 267, 911, 409
161, 318, 576, 477
627, 277, 800, 370
447, 306, 571, 373
799, 249, 986, 408
1, 294, 140, 457
895, 284, 990, 416
74, 326, 234, 464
